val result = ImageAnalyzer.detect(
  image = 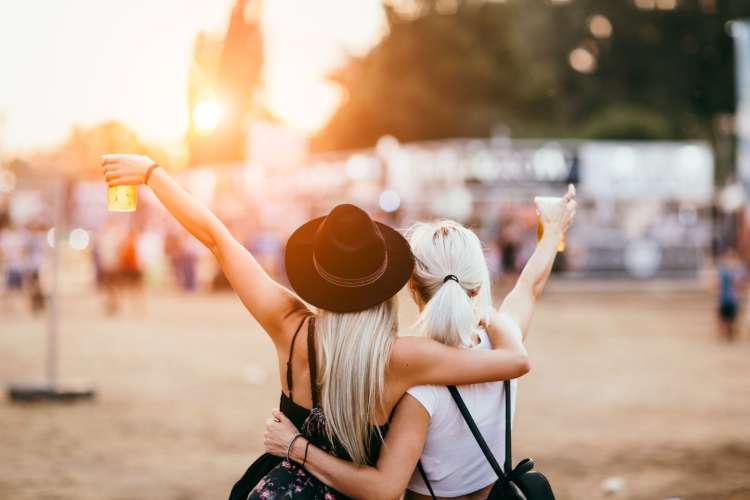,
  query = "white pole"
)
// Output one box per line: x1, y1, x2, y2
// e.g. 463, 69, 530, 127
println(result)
46, 178, 64, 389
